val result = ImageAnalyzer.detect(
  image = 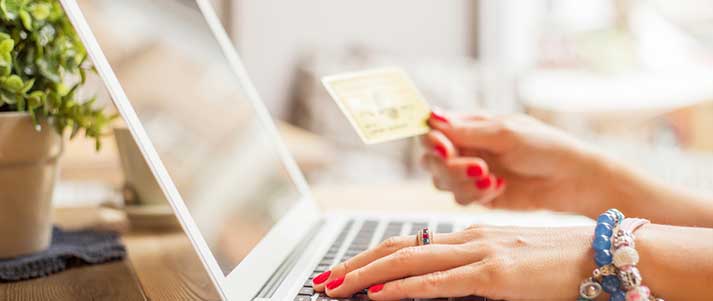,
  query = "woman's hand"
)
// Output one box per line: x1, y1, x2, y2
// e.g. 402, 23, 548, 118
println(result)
312, 225, 594, 300
422, 110, 611, 217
